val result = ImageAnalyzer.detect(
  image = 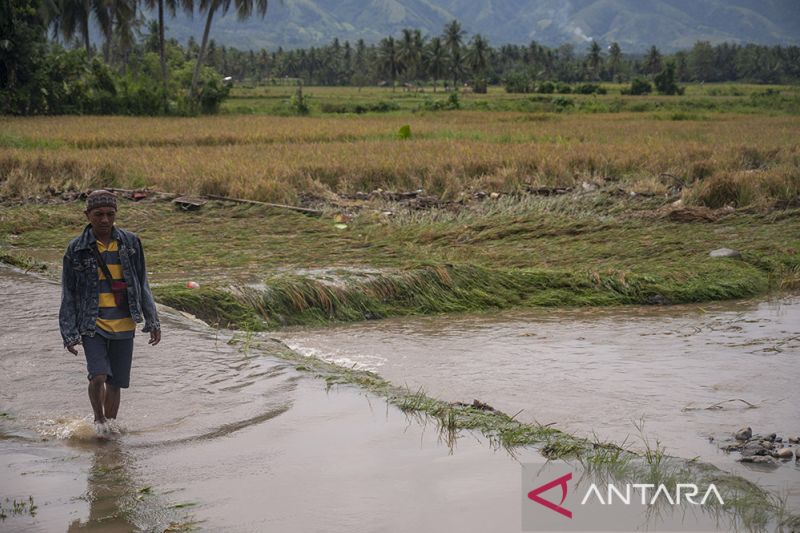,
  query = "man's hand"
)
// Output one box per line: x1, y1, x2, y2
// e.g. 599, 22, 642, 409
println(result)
66, 343, 79, 356
149, 329, 161, 346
